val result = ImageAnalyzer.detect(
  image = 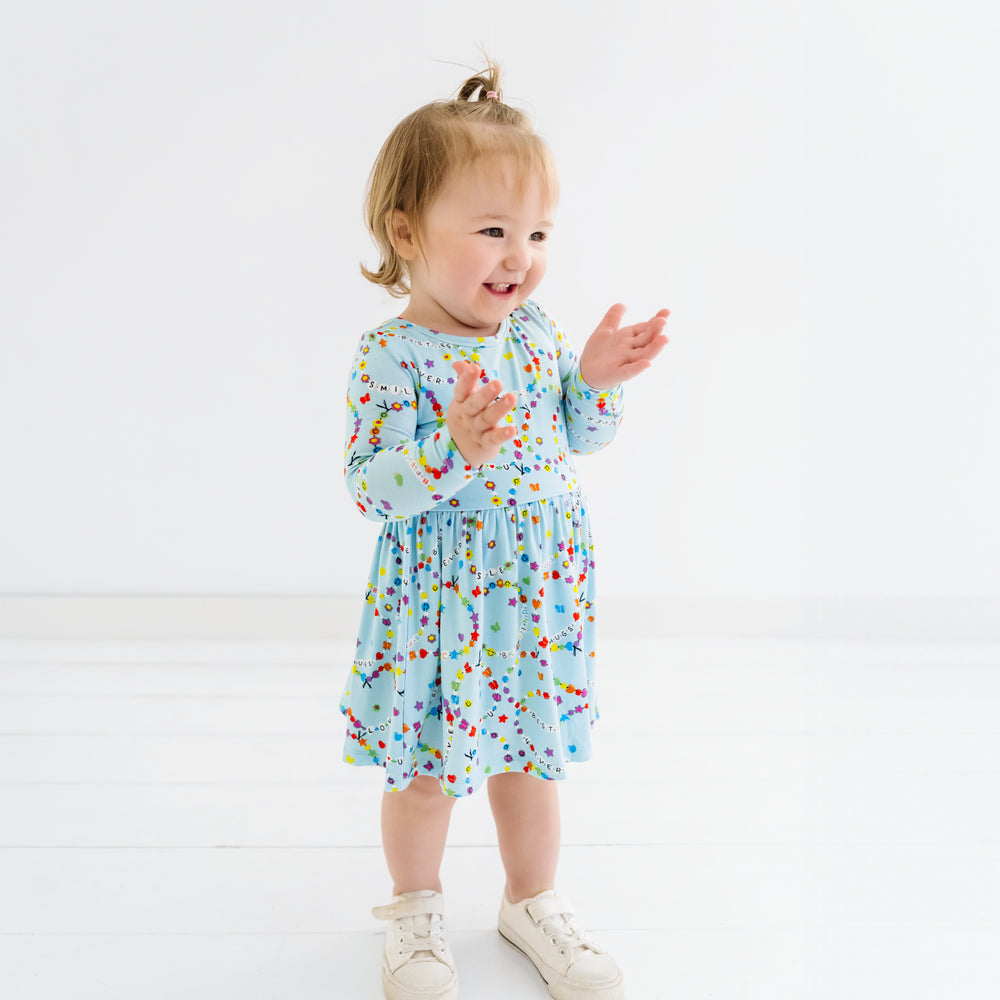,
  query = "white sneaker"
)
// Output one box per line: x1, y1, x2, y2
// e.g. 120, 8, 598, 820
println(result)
371, 890, 459, 1000
498, 889, 624, 1000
